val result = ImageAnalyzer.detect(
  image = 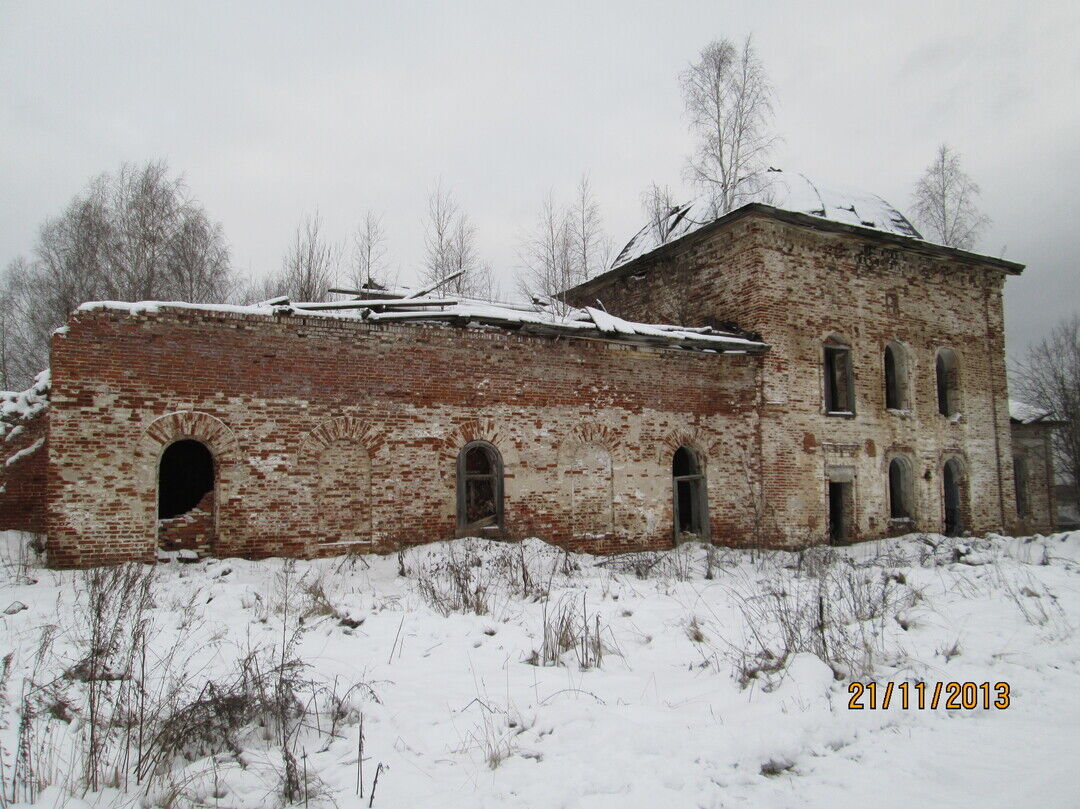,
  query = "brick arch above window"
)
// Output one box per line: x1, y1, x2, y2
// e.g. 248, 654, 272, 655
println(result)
133, 411, 242, 553
297, 416, 385, 461
137, 411, 241, 470
436, 419, 519, 481
655, 429, 719, 469
555, 422, 622, 466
